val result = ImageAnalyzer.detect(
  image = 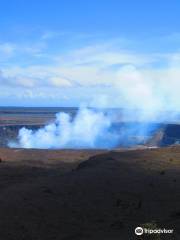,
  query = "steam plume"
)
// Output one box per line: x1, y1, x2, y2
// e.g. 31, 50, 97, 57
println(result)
9, 107, 119, 149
